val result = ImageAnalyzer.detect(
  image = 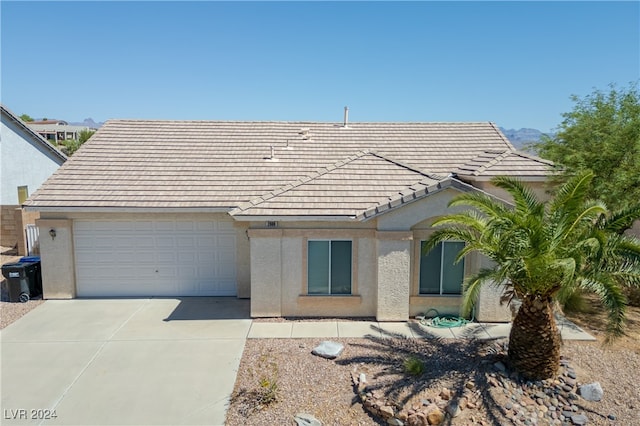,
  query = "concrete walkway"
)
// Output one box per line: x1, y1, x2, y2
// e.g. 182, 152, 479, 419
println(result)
248, 316, 596, 341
